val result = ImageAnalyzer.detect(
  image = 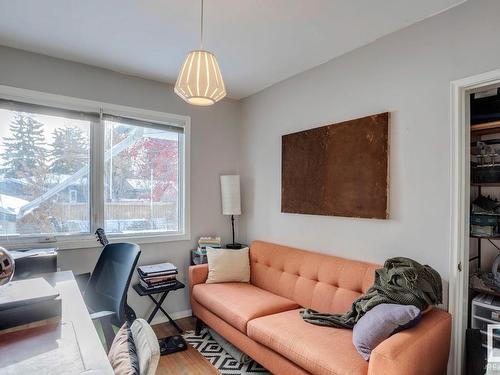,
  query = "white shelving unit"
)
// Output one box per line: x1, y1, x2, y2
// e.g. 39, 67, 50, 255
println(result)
472, 294, 500, 349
